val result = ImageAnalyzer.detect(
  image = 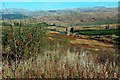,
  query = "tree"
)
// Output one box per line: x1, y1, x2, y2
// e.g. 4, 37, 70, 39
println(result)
105, 25, 109, 30
117, 26, 120, 51
70, 27, 74, 33
2, 22, 48, 61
